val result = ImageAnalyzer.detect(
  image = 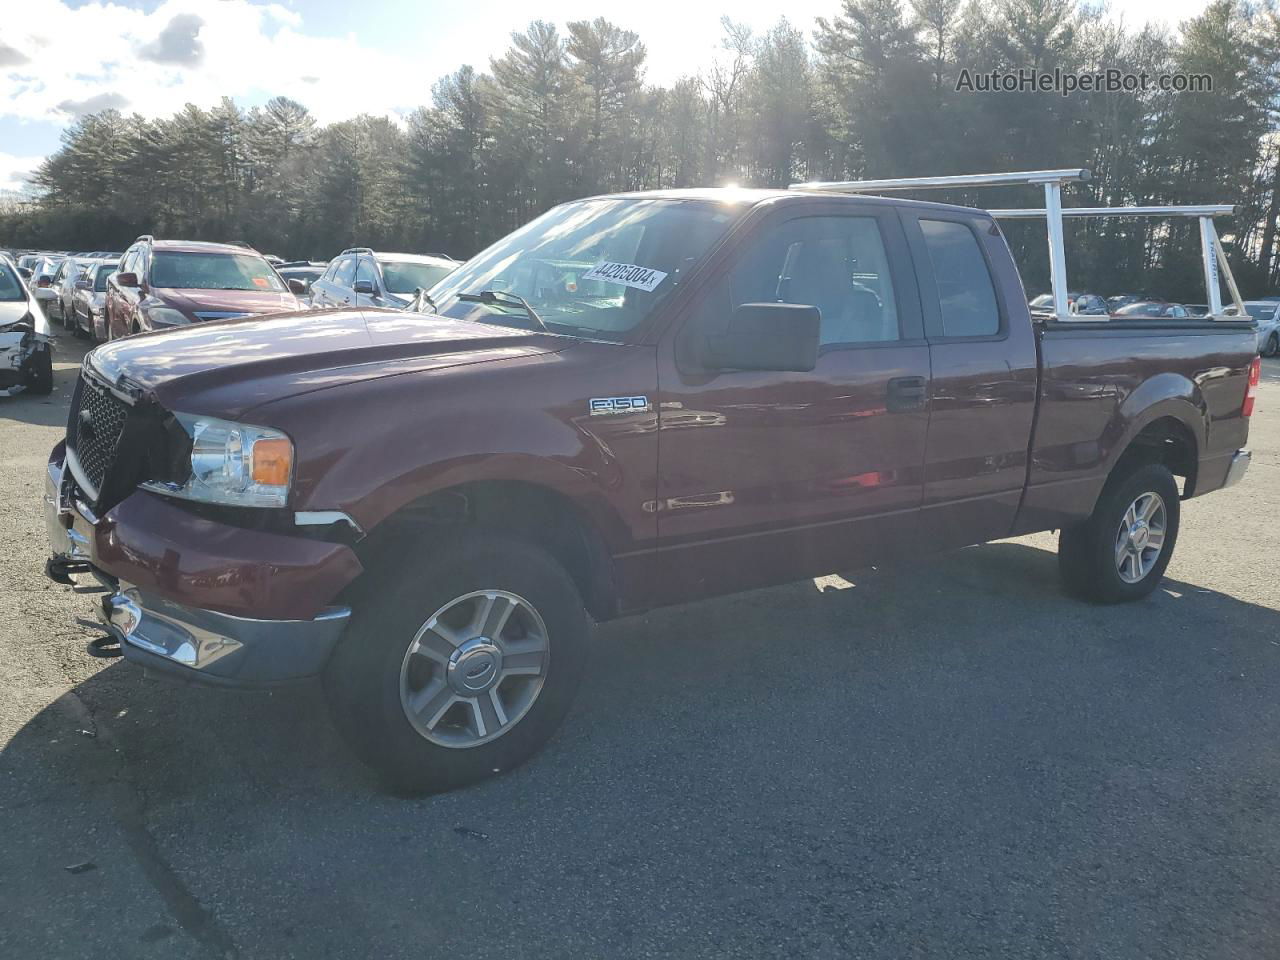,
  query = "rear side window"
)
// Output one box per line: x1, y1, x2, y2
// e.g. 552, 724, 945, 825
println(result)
355, 258, 377, 287
920, 219, 1000, 337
